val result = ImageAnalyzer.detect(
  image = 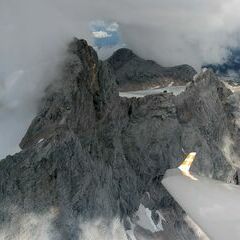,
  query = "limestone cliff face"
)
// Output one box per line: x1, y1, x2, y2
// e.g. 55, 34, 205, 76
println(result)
0, 39, 238, 240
